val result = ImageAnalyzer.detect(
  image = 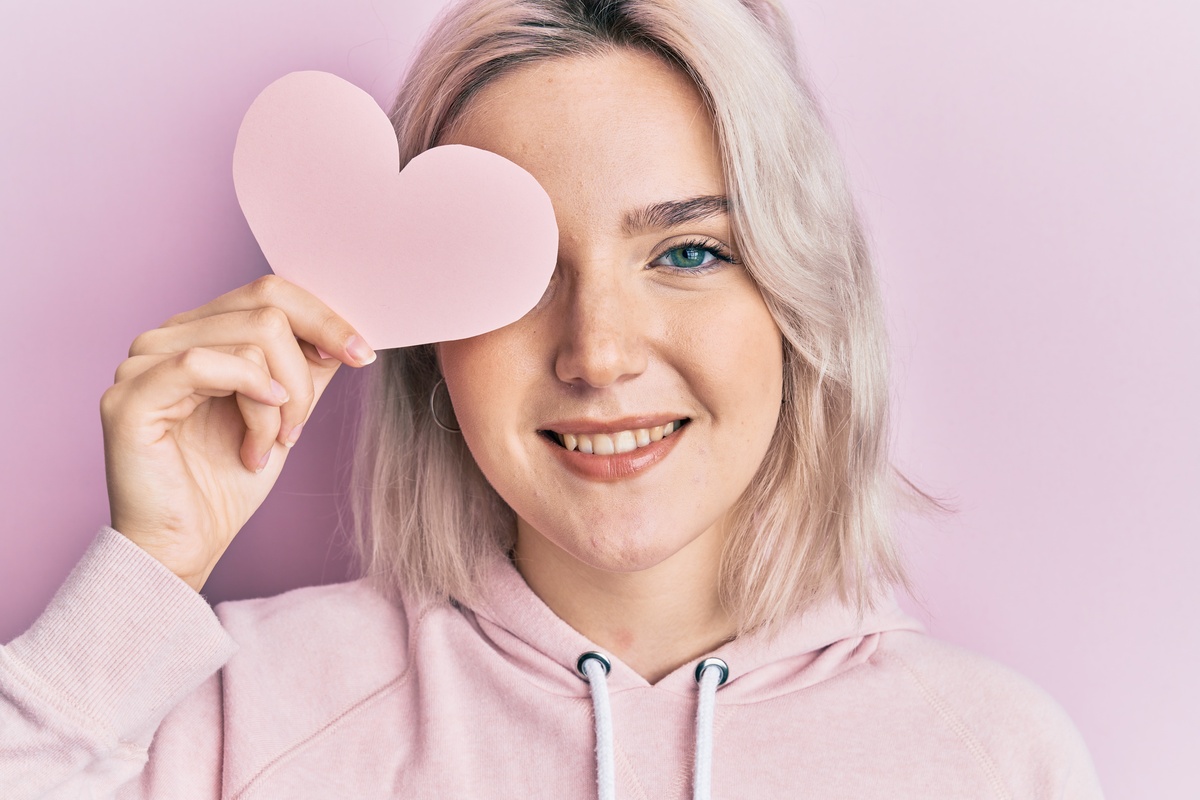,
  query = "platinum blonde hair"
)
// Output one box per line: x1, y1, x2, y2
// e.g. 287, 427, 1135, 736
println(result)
349, 0, 919, 633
